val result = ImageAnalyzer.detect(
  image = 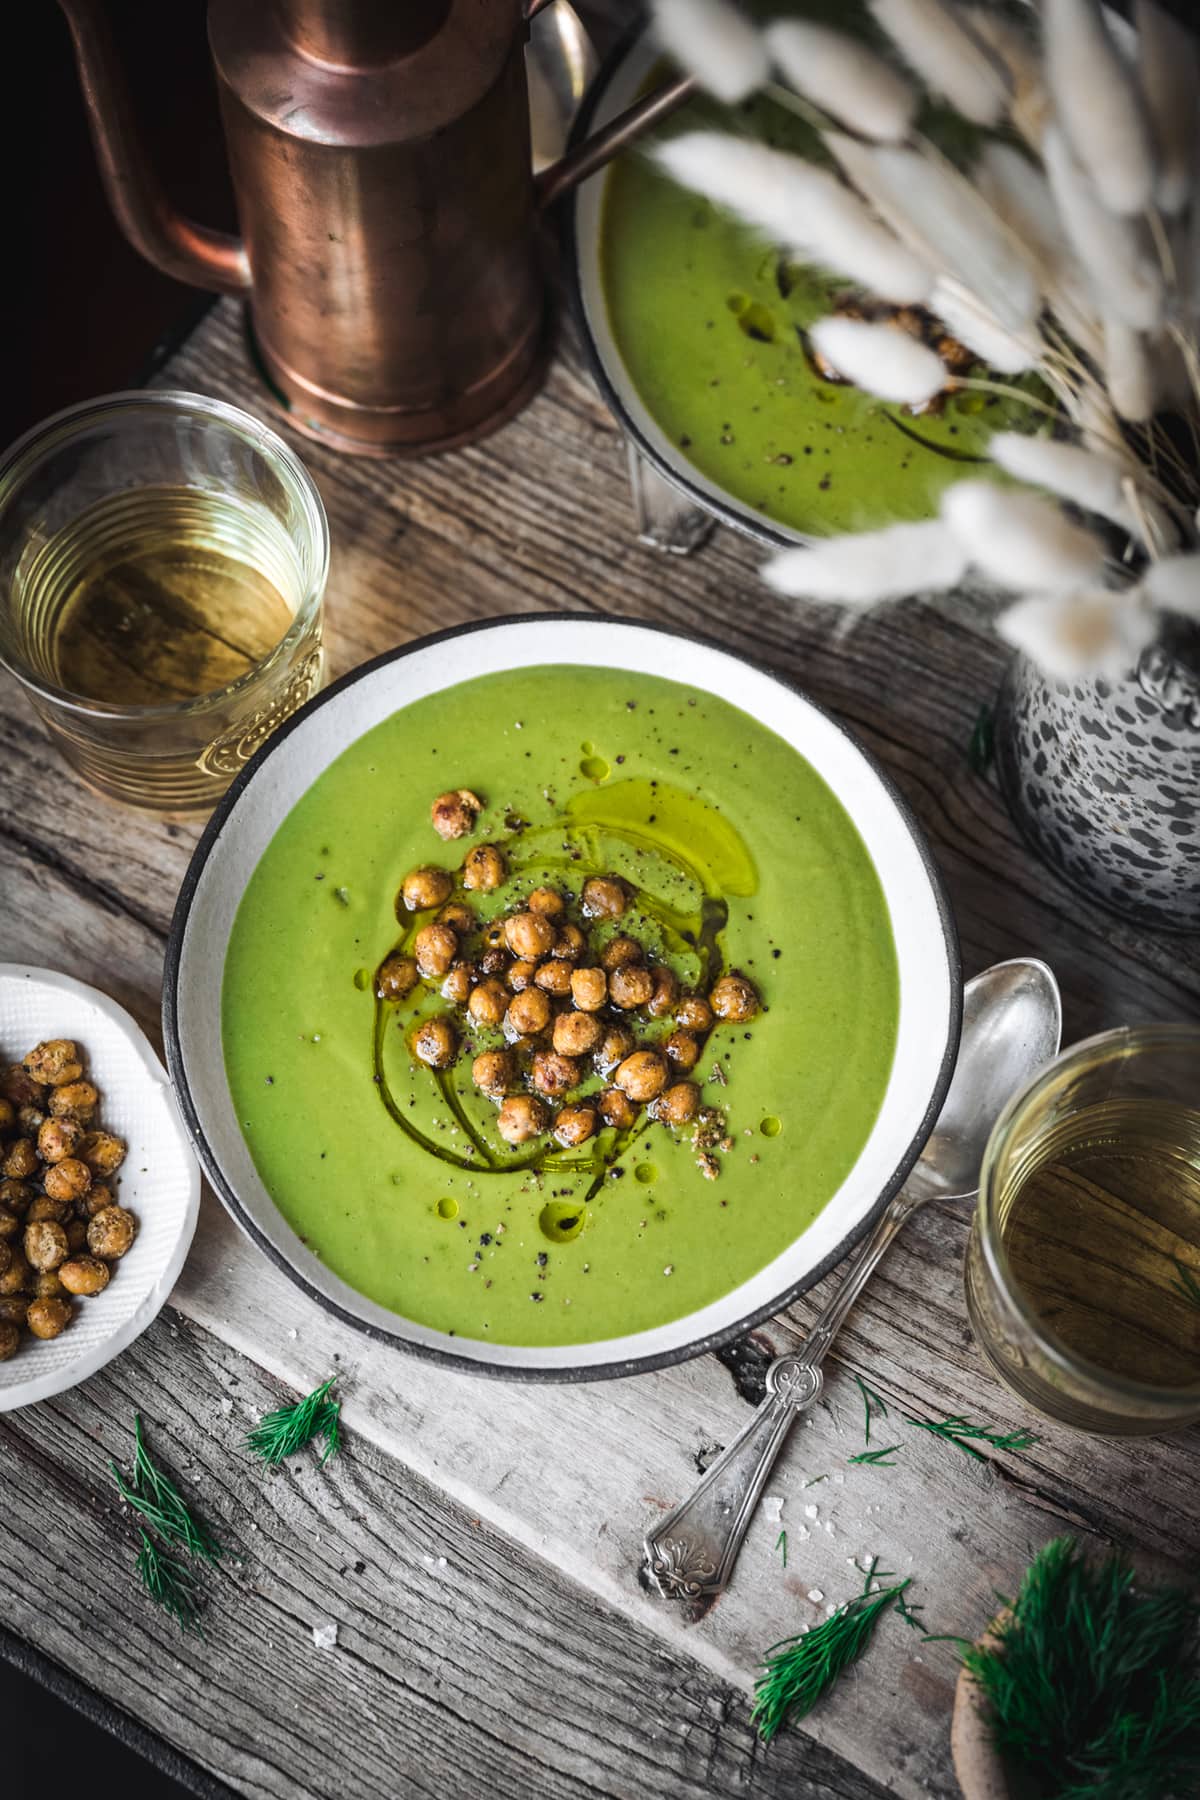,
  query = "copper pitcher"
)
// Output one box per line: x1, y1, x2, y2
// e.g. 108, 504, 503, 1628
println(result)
58, 0, 690, 456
